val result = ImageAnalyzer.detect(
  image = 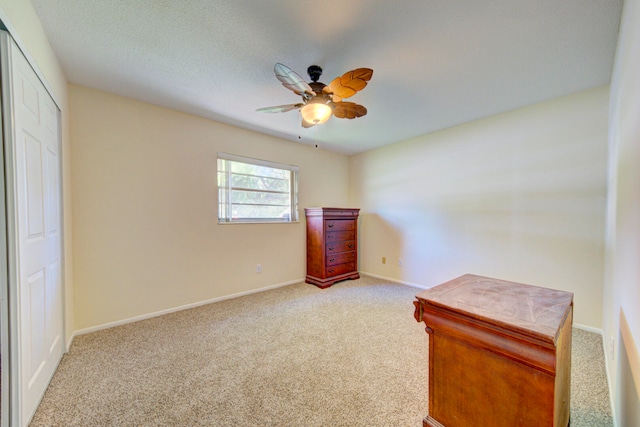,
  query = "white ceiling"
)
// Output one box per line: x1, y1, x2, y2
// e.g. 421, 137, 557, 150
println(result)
31, 0, 622, 155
